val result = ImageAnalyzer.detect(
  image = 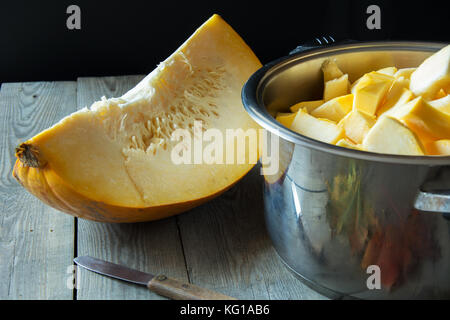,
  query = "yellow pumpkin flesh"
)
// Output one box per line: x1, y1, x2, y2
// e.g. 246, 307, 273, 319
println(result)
13, 14, 262, 222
